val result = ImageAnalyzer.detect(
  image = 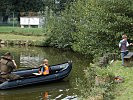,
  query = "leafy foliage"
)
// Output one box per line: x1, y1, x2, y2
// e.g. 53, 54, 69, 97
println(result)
0, 0, 44, 12
45, 0, 133, 56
